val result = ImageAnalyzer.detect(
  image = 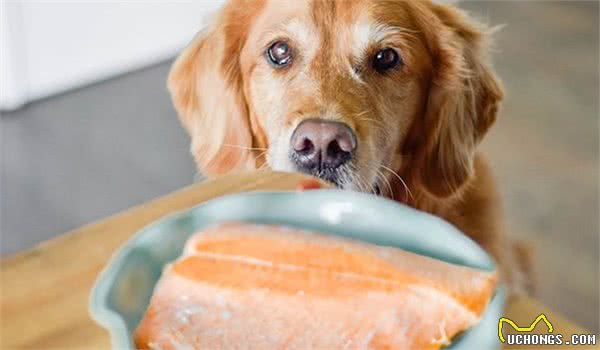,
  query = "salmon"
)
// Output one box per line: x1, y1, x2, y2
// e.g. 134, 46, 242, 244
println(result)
134, 222, 497, 350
